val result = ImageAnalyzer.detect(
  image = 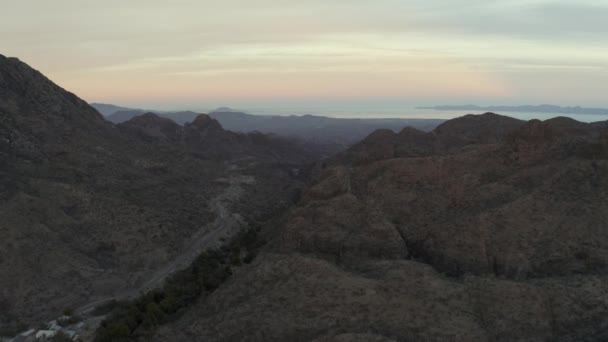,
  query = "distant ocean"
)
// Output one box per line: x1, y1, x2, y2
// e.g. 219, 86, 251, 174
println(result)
214, 103, 608, 123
